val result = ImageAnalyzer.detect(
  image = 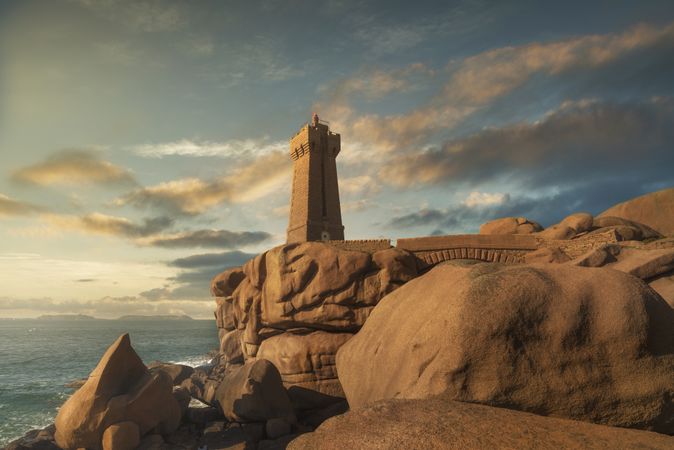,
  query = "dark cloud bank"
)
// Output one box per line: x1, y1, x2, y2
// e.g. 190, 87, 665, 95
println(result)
385, 98, 674, 232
